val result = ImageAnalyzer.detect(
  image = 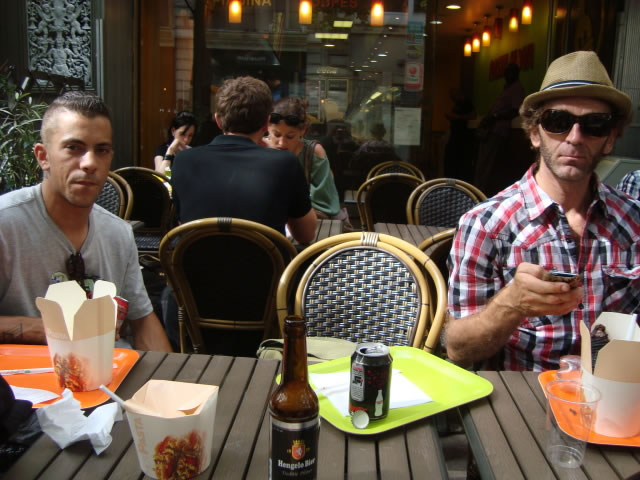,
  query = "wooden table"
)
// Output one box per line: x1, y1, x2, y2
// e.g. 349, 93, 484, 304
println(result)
7, 352, 449, 479
460, 371, 640, 479
374, 223, 447, 246
293, 218, 344, 252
